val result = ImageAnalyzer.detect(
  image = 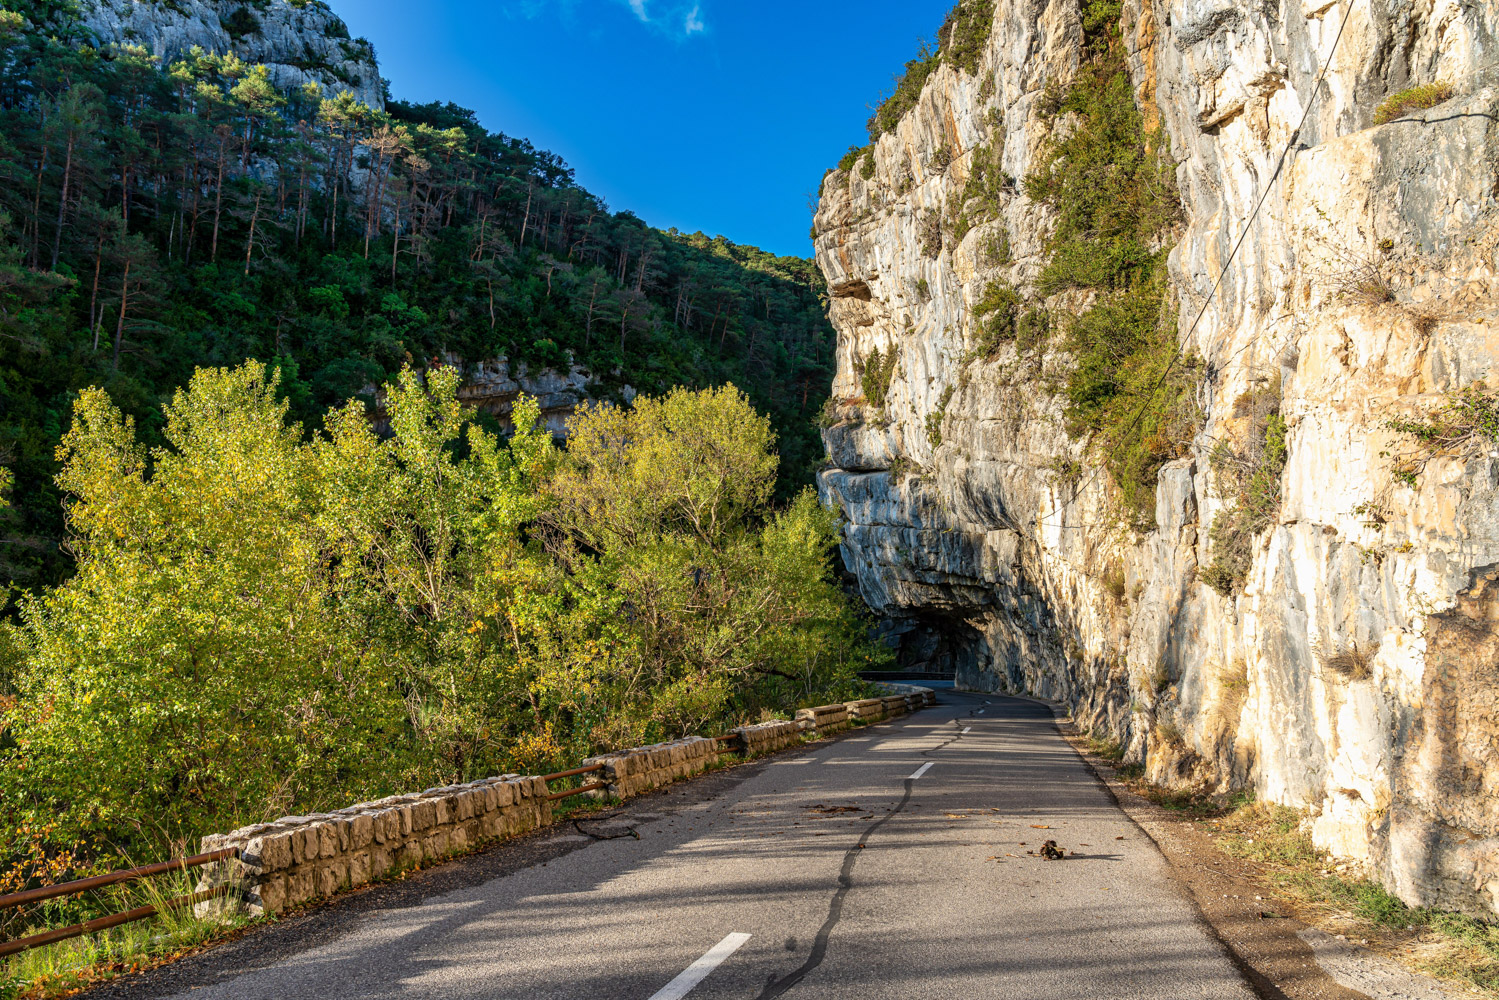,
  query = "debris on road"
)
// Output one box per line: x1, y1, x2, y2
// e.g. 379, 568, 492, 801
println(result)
1040, 841, 1066, 860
